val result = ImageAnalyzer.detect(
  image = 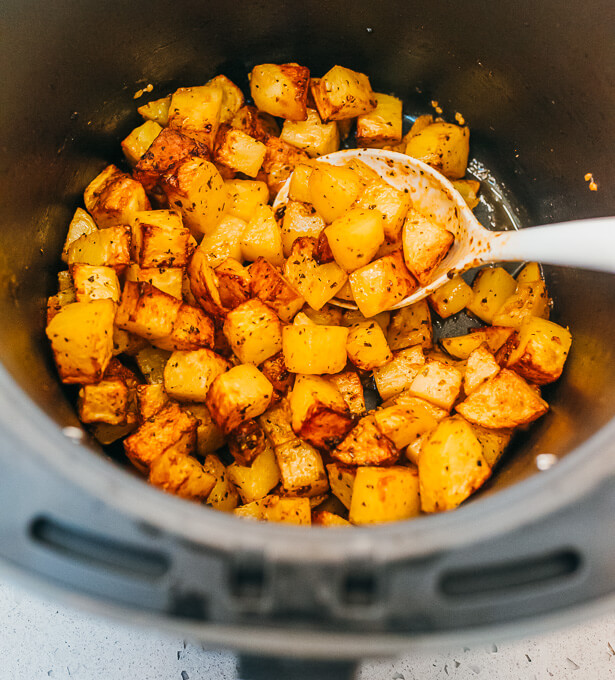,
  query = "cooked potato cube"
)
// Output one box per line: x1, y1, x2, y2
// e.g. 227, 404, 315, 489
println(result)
282, 324, 348, 374
326, 463, 356, 509
441, 326, 515, 360
349, 252, 417, 318
250, 63, 310, 121
464, 345, 500, 395
196, 214, 246, 267
281, 201, 326, 256
131, 210, 191, 269
121, 120, 163, 166
405, 122, 470, 179
202, 454, 239, 511
516, 262, 543, 284
213, 124, 267, 177
240, 204, 284, 266
168, 84, 223, 149
346, 320, 392, 370
137, 95, 171, 126
262, 137, 310, 196
134, 345, 171, 384
373, 346, 425, 400
258, 399, 296, 448
288, 163, 315, 203
456, 369, 549, 428
84, 164, 150, 228
183, 403, 226, 457
349, 466, 420, 524
206, 364, 273, 433
224, 179, 269, 222
355, 93, 403, 147
407, 359, 463, 411
333, 415, 398, 466
302, 304, 344, 326
235, 495, 311, 525
373, 398, 441, 449
46, 288, 76, 324
404, 430, 431, 466
72, 264, 120, 303
354, 181, 411, 243
451, 179, 480, 210
428, 275, 473, 318
116, 281, 183, 341
231, 104, 280, 142
325, 208, 386, 272
149, 451, 216, 502
46, 300, 115, 384
280, 108, 340, 157
187, 250, 229, 318
308, 164, 363, 223
274, 438, 329, 496
403, 114, 434, 142
248, 257, 305, 323
153, 302, 215, 352
223, 299, 283, 365
227, 419, 268, 466
214, 258, 252, 309
419, 417, 491, 513
136, 383, 170, 422
62, 208, 98, 263
312, 510, 351, 527
491, 281, 551, 328
327, 370, 366, 417
469, 422, 513, 469
341, 308, 390, 332
402, 210, 454, 286
207, 74, 245, 124
163, 348, 230, 402
260, 352, 295, 399
77, 379, 129, 425
387, 300, 433, 350
466, 267, 517, 323
67, 225, 131, 271
130, 266, 184, 299
228, 444, 281, 503
311, 66, 377, 122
